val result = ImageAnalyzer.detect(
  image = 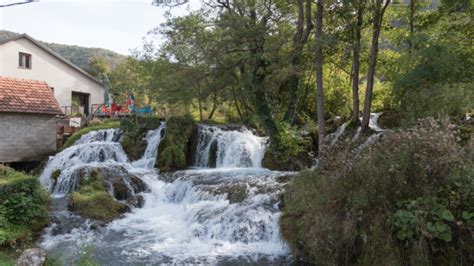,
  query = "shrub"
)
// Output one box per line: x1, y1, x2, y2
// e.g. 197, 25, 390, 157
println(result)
156, 114, 195, 171
68, 171, 126, 222
0, 166, 50, 247
280, 118, 473, 264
